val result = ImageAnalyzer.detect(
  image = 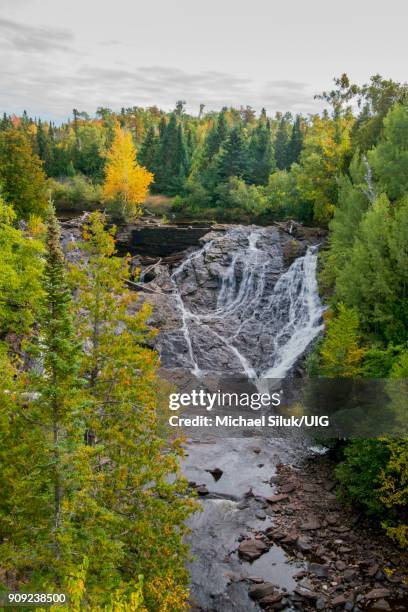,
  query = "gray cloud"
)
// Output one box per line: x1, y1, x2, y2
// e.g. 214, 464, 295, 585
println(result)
0, 17, 74, 53
0, 58, 320, 120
